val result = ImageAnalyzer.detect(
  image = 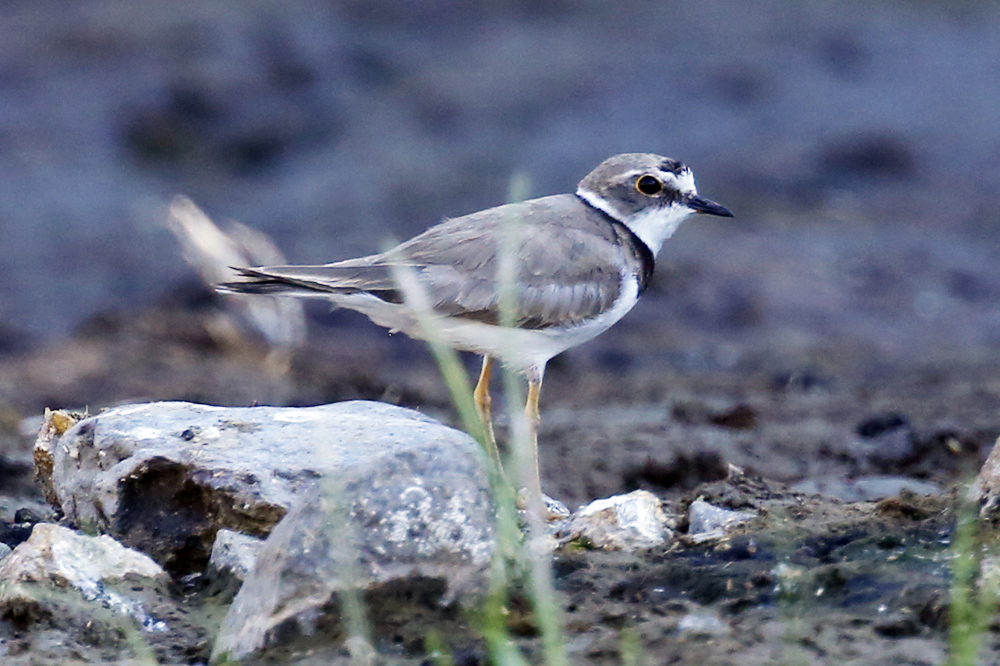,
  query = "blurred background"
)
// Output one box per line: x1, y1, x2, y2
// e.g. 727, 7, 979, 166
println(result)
2, 0, 1000, 415
6, 5, 1000, 661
